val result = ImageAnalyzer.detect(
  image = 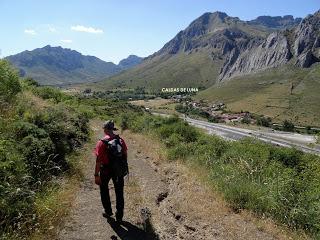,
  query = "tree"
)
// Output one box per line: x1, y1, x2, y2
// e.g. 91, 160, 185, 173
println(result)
283, 120, 295, 132
23, 77, 39, 87
257, 116, 272, 127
